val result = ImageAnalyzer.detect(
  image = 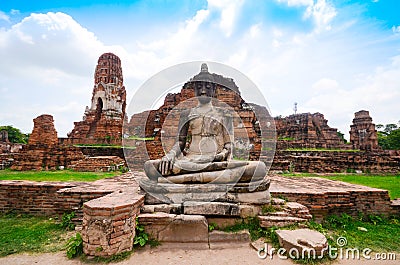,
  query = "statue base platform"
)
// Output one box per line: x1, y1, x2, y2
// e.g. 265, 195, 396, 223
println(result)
139, 177, 270, 205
